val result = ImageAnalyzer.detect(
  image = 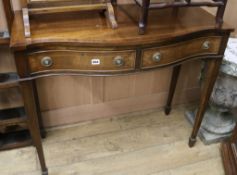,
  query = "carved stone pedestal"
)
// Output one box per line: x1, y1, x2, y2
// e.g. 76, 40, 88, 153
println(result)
186, 108, 236, 144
